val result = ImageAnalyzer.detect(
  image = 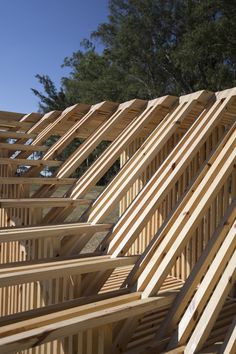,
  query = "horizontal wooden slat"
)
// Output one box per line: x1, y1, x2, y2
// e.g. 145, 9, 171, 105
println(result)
0, 223, 113, 242
0, 142, 48, 152
0, 118, 33, 129
0, 198, 93, 208
0, 256, 138, 286
0, 157, 62, 166
0, 294, 175, 354
0, 177, 77, 185
0, 131, 37, 139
